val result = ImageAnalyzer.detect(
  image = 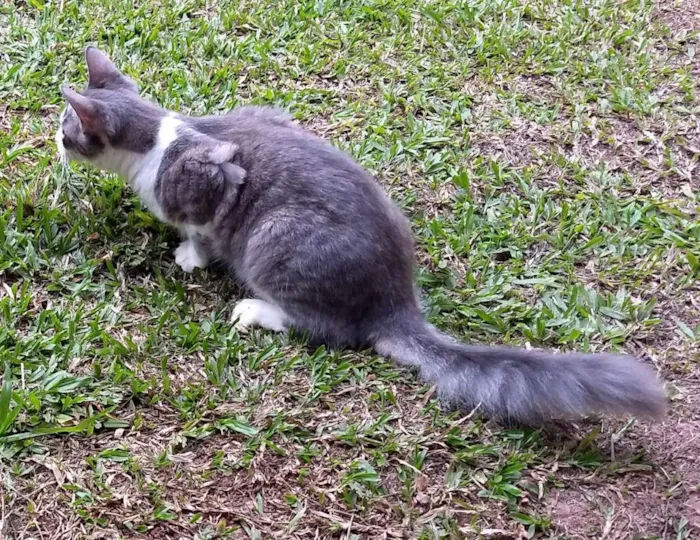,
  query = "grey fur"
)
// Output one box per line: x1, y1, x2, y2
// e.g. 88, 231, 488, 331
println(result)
59, 48, 163, 157
58, 48, 667, 424
375, 314, 666, 422
156, 129, 245, 226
